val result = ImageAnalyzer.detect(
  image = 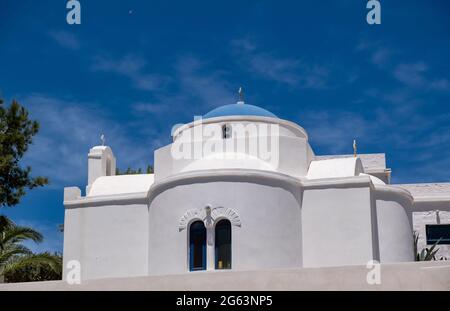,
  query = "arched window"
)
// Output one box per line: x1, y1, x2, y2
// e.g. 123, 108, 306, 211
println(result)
189, 221, 206, 271
222, 124, 231, 139
215, 219, 232, 269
